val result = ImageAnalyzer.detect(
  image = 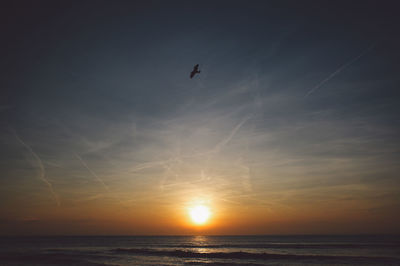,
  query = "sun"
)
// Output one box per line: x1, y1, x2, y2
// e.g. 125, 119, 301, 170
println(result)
189, 205, 211, 225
